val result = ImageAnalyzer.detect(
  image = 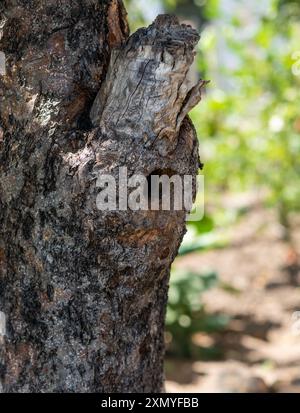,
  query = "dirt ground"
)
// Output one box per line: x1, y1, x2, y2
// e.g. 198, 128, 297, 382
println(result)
165, 201, 300, 393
